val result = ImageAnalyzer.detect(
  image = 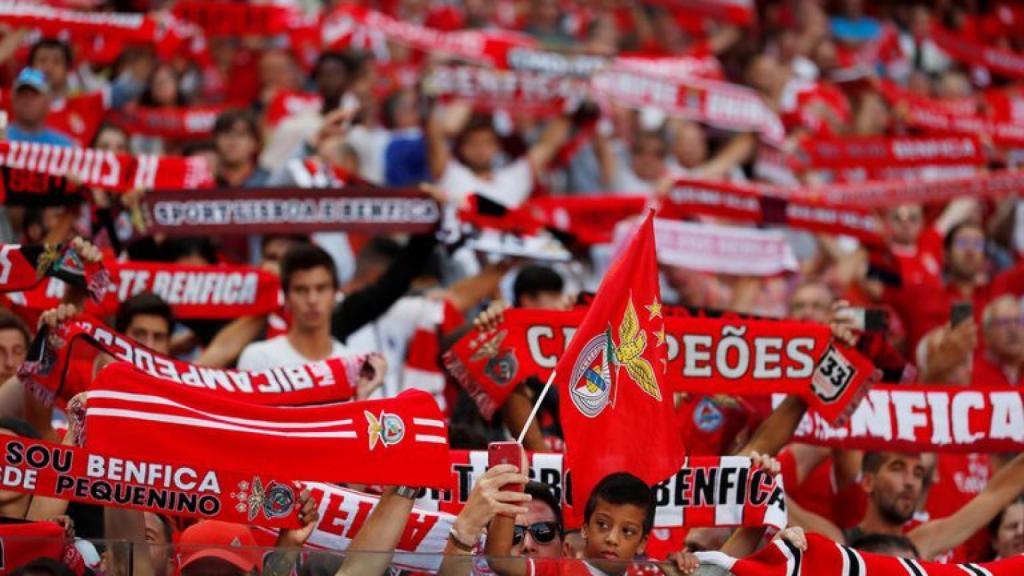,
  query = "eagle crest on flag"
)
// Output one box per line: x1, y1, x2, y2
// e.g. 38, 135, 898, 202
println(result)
606, 296, 661, 402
